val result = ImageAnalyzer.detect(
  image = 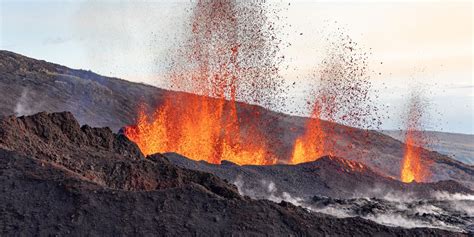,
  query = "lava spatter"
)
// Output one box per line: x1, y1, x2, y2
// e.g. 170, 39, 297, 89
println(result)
400, 91, 431, 183
290, 34, 382, 164
125, 0, 284, 165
